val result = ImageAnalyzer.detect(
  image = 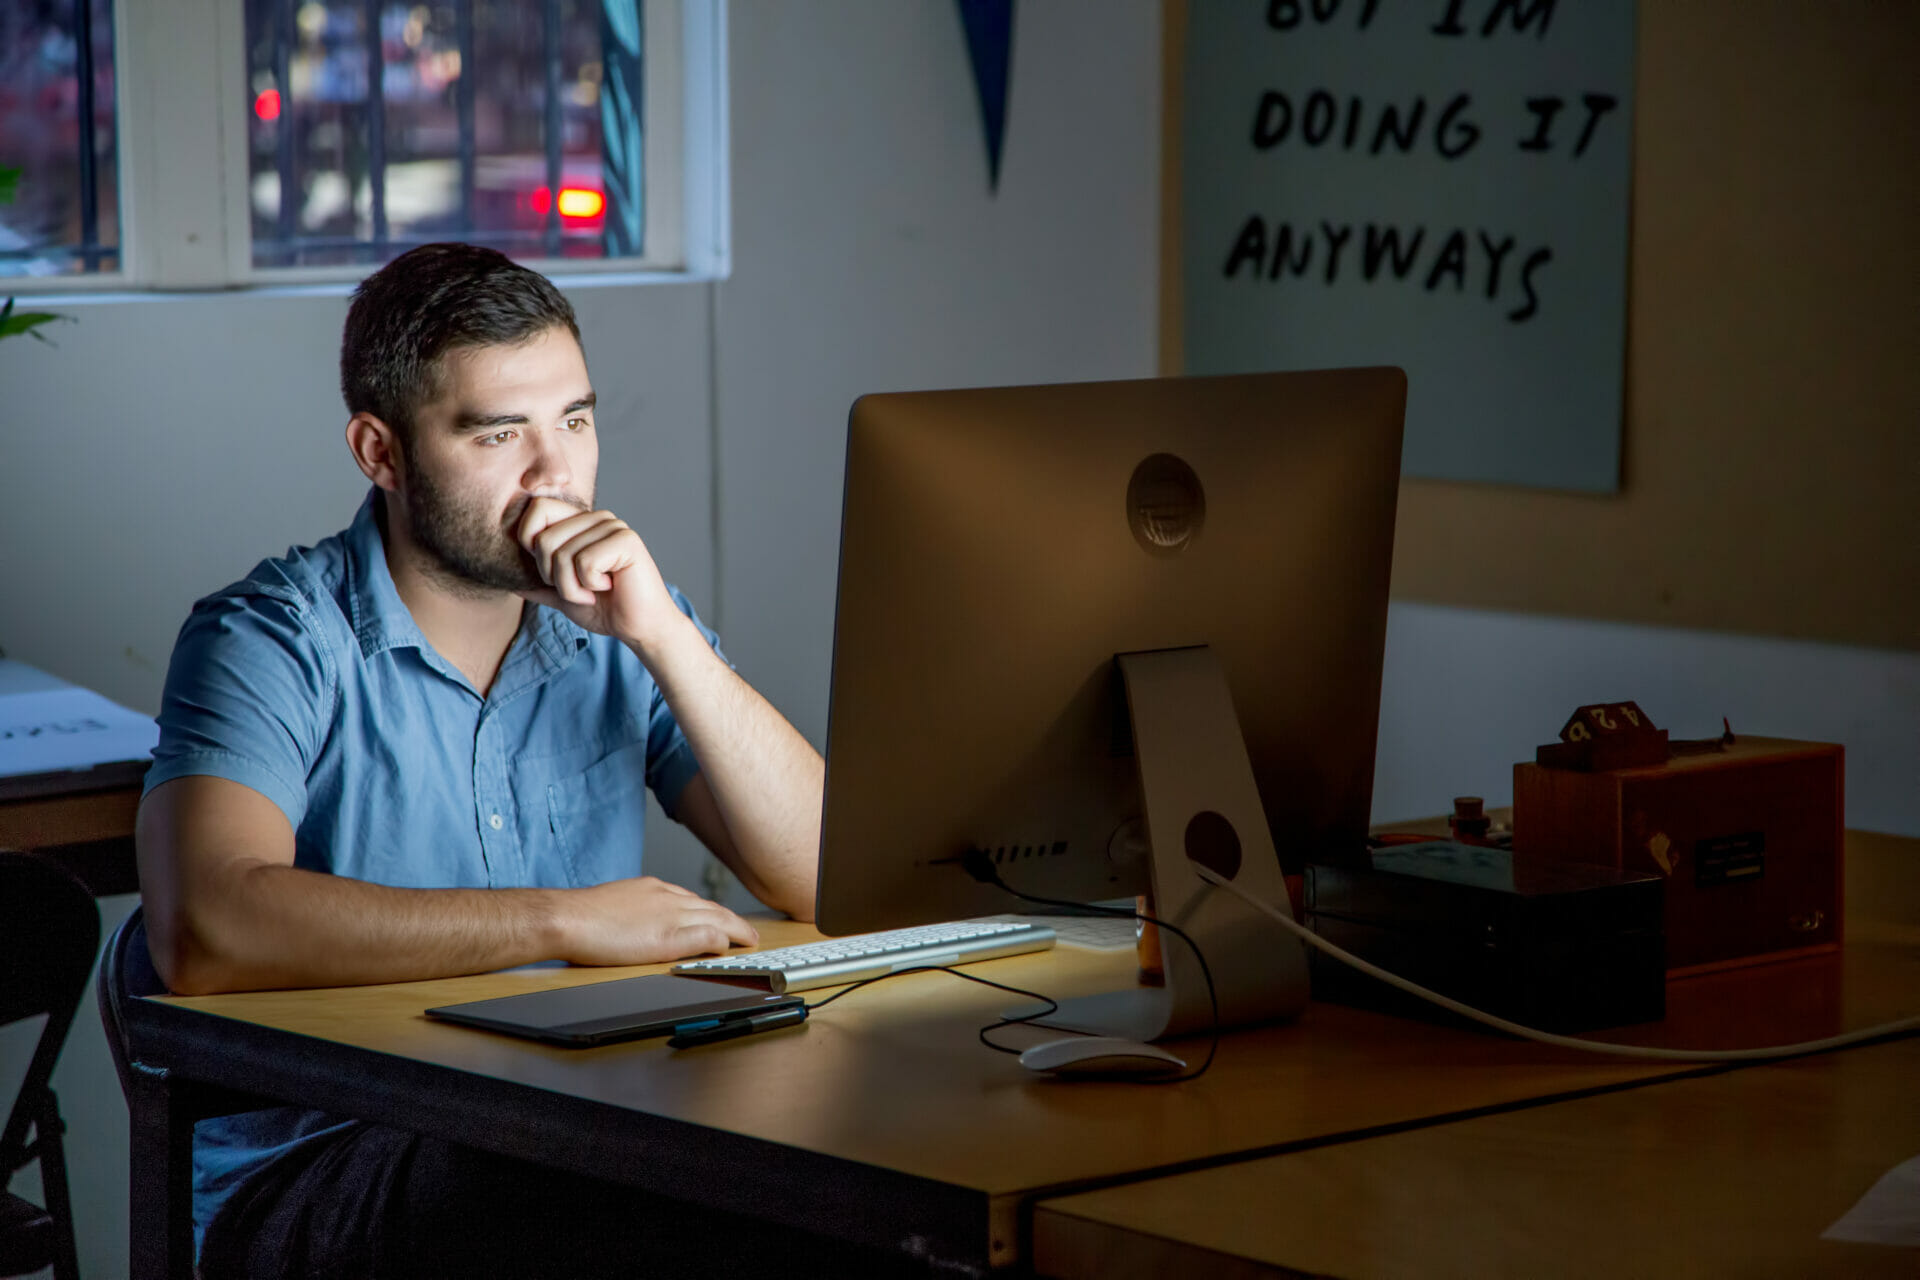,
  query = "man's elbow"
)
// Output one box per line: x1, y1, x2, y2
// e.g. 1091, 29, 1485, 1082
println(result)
145, 922, 210, 995
145, 908, 252, 995
737, 871, 813, 924
770, 871, 818, 924
158, 959, 234, 997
